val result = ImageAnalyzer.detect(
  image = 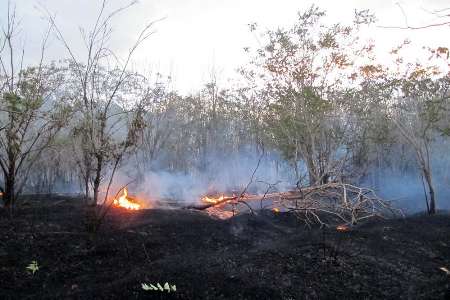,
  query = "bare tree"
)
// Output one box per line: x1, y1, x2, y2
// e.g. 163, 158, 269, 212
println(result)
47, 0, 157, 205
0, 2, 68, 207
379, 3, 450, 30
